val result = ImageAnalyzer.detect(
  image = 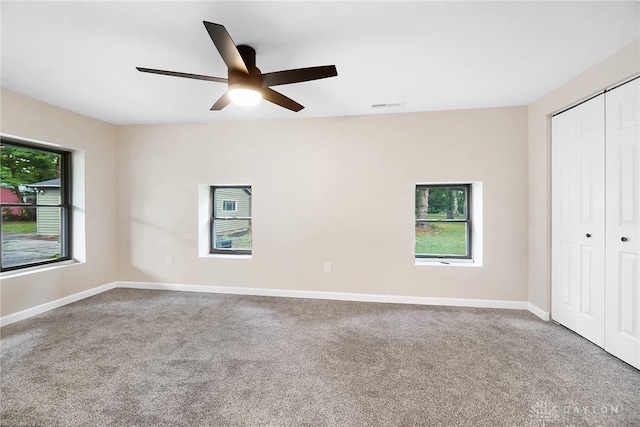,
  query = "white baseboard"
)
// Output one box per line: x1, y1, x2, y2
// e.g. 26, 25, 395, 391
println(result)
1, 280, 548, 327
527, 303, 550, 321
0, 282, 117, 327
117, 281, 532, 311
